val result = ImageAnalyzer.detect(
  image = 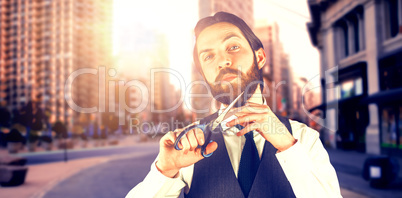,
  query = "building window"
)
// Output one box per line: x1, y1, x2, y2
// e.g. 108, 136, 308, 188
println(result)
381, 106, 402, 149
384, 0, 402, 39
335, 77, 364, 100
381, 108, 397, 147
338, 78, 363, 99
379, 54, 402, 90
379, 51, 402, 152
334, 6, 365, 61
337, 20, 349, 58
400, 106, 402, 147
350, 15, 360, 52
334, 62, 367, 100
